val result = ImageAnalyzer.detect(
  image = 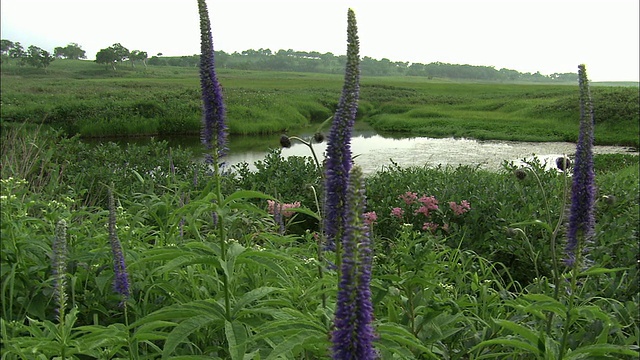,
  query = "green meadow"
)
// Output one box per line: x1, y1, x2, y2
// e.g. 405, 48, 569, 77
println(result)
1, 59, 638, 147
1, 57, 639, 358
